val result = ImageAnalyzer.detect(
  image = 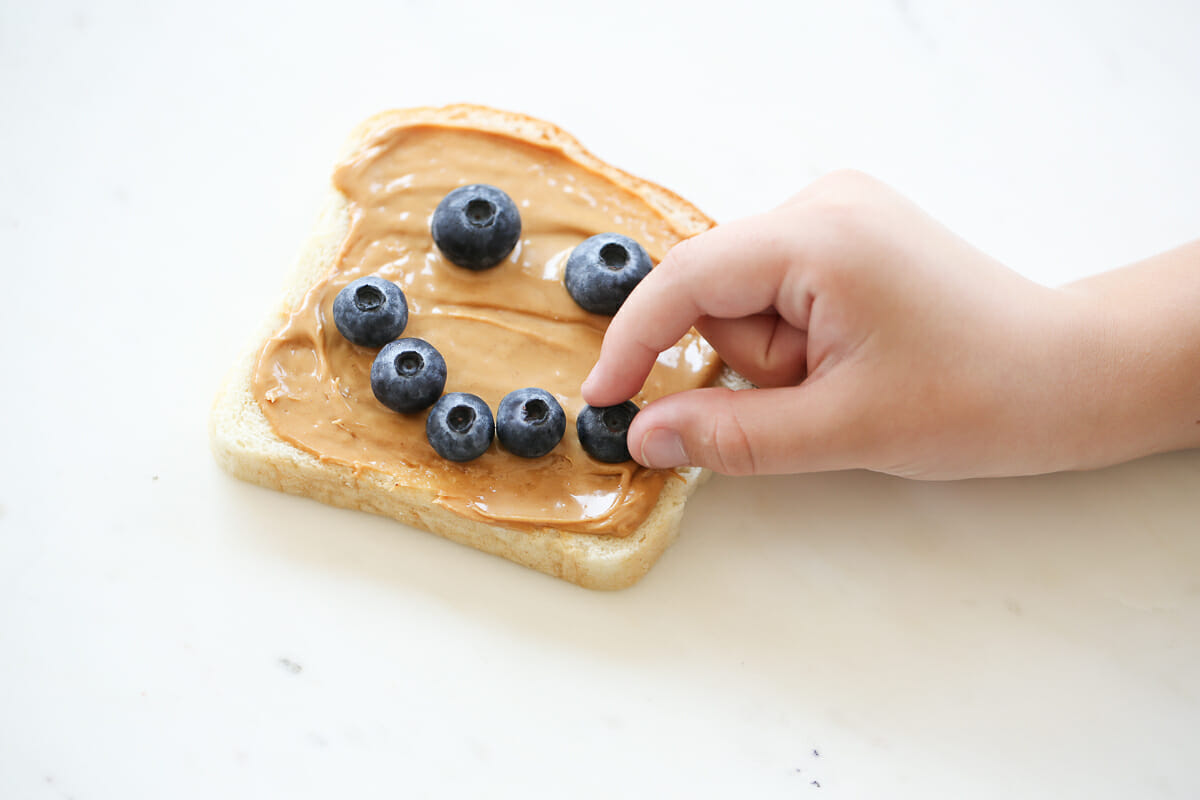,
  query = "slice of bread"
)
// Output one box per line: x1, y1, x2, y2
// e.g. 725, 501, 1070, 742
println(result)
210, 104, 732, 590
